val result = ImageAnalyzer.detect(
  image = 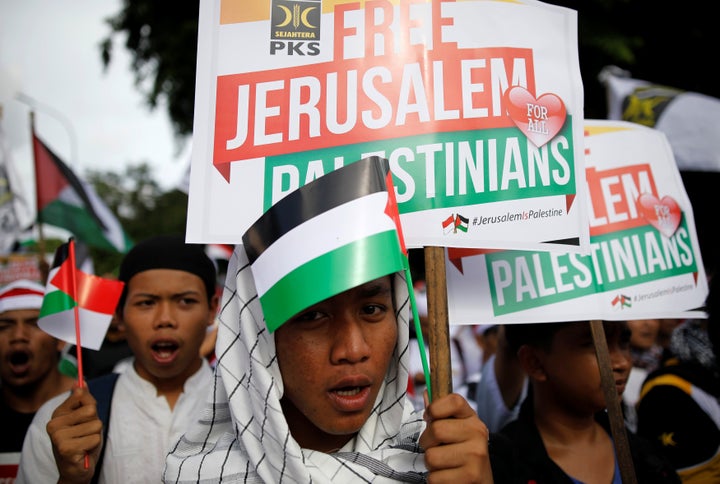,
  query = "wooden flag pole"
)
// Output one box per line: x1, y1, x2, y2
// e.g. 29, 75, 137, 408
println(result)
590, 320, 637, 484
424, 246, 453, 398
